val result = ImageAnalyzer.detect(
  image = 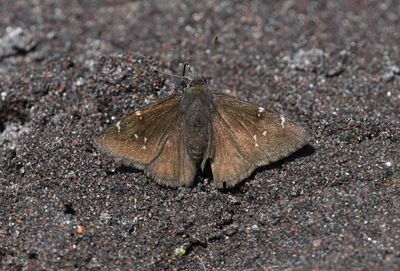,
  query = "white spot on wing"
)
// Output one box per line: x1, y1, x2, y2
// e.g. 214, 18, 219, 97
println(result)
257, 107, 265, 118
136, 111, 143, 120
134, 134, 139, 139
253, 134, 259, 147
144, 137, 147, 143
280, 115, 286, 128
142, 145, 147, 150
262, 130, 267, 136
116, 121, 121, 133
